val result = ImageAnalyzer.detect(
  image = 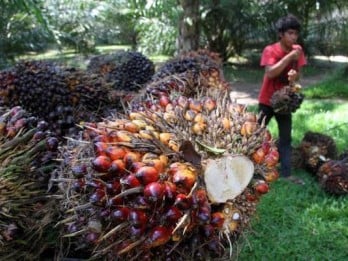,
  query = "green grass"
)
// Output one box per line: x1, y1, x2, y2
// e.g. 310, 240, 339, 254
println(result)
303, 67, 348, 98
234, 63, 348, 260
237, 171, 348, 260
